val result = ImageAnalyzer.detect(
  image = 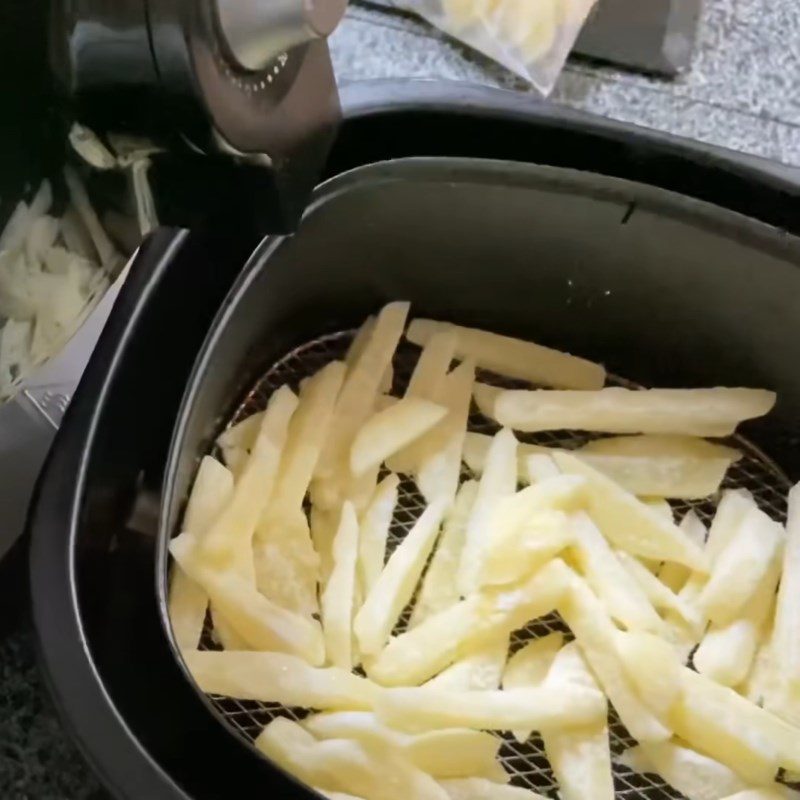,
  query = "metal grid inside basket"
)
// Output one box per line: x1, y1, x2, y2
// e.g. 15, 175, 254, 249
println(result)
201, 329, 792, 799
